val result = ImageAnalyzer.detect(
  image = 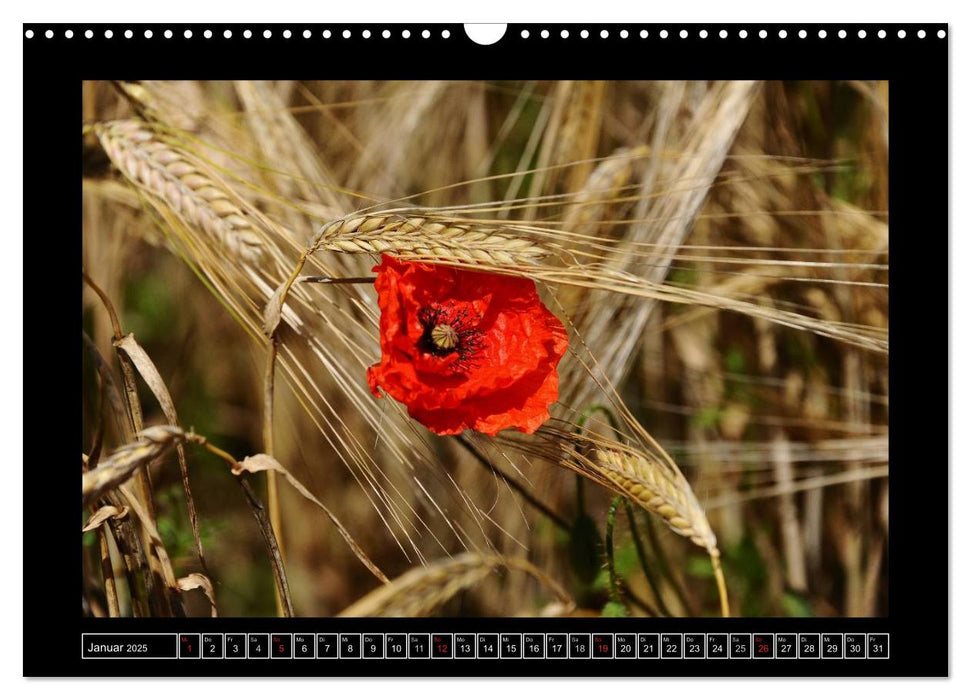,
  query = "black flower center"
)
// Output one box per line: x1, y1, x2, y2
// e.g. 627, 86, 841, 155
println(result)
418, 303, 484, 368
